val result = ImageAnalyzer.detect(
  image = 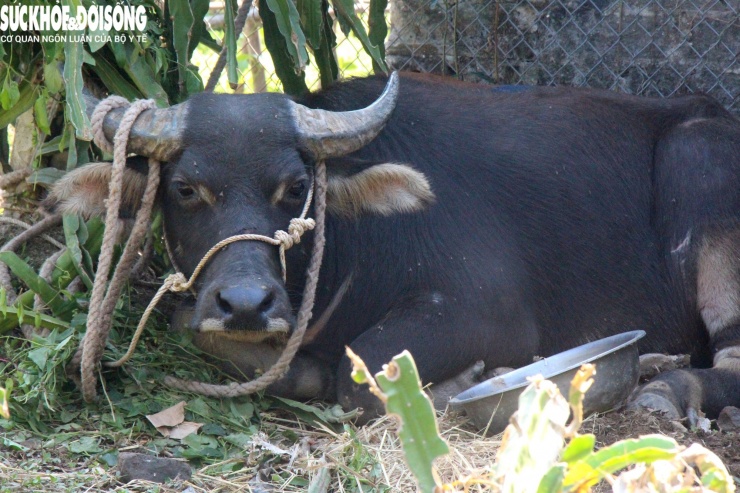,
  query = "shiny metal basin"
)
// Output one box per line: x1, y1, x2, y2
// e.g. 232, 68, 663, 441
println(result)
449, 330, 646, 435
